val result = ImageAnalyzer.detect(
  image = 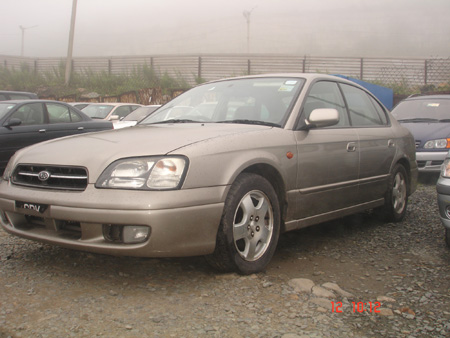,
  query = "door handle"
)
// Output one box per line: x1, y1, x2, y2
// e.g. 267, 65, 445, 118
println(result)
347, 142, 356, 152
38, 129, 46, 133
388, 139, 395, 148
77, 127, 84, 130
